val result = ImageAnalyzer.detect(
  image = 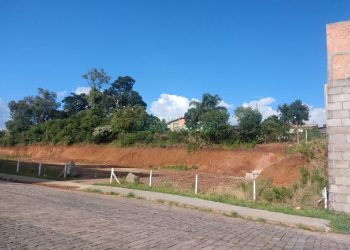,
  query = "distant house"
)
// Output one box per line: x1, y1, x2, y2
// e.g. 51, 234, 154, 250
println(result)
289, 124, 327, 139
318, 124, 327, 135
289, 124, 318, 133
167, 117, 186, 131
